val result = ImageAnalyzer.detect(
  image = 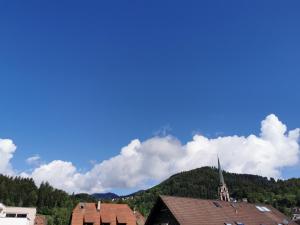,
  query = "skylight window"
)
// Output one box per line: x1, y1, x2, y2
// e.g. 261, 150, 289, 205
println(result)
235, 222, 244, 225
261, 207, 270, 212
256, 206, 271, 212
